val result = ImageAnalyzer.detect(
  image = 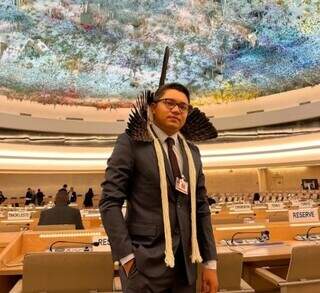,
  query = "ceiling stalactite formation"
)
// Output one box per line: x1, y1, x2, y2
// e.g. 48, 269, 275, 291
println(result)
0, 0, 320, 108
